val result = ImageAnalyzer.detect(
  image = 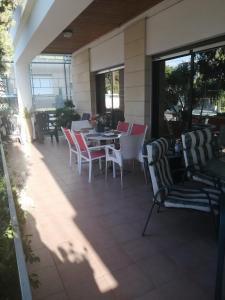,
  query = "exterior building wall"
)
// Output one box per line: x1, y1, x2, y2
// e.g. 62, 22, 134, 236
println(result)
90, 32, 124, 72
71, 49, 92, 114
124, 19, 146, 124
146, 0, 225, 55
